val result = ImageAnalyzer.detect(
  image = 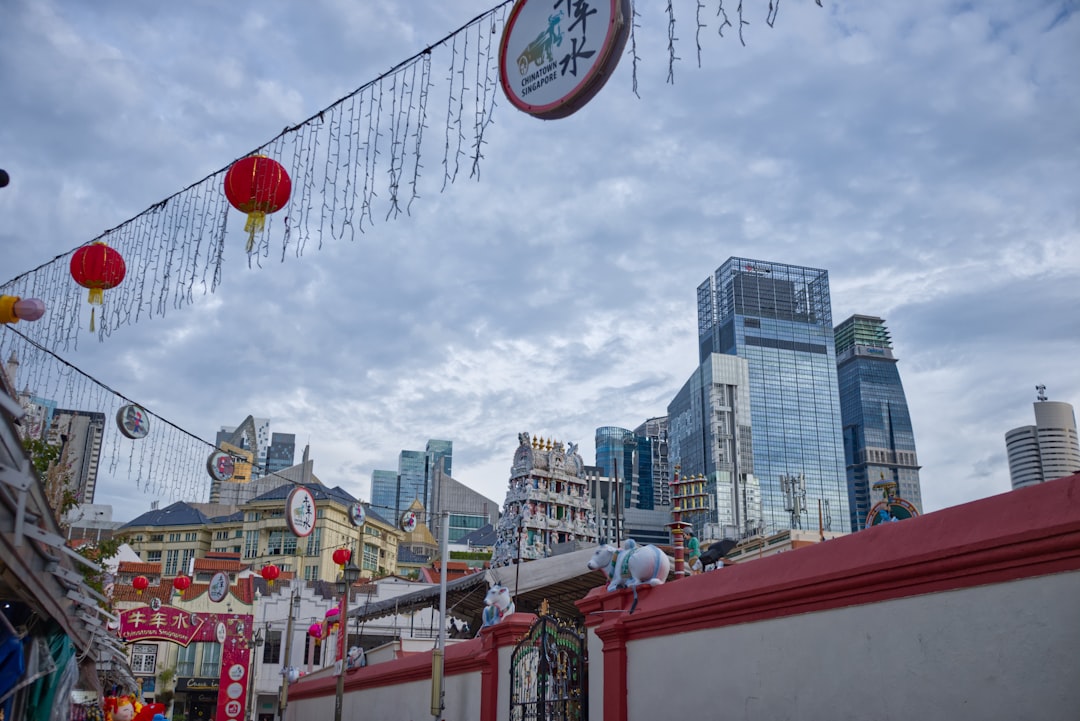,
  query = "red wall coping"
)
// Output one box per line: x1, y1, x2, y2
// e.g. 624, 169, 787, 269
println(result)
287, 612, 537, 701
578, 473, 1080, 640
